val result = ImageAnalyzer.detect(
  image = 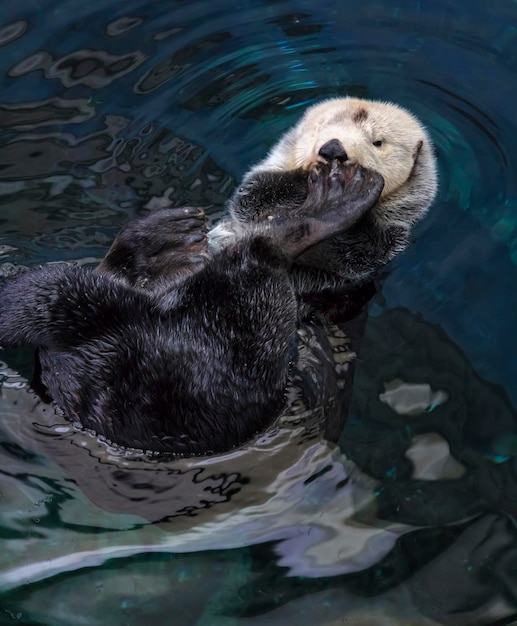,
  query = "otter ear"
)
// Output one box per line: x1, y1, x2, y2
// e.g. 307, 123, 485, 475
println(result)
413, 140, 423, 163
